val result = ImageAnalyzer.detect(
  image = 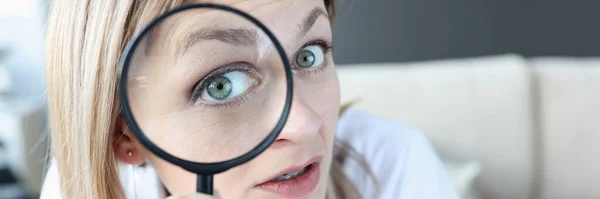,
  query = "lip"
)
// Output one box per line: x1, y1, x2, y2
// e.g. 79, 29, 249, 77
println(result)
255, 156, 322, 198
